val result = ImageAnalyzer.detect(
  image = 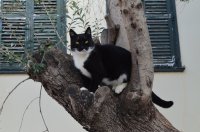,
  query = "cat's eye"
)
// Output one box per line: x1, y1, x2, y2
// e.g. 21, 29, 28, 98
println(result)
85, 41, 88, 44
76, 42, 79, 45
